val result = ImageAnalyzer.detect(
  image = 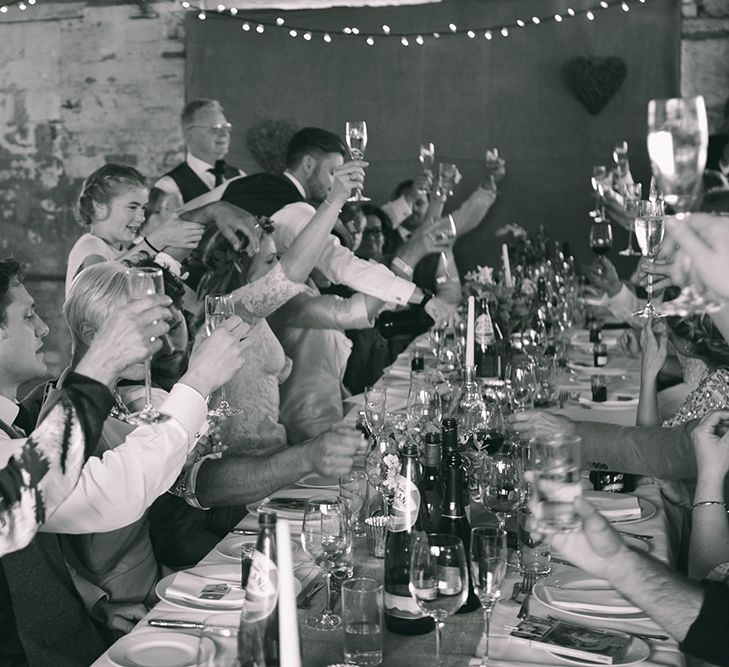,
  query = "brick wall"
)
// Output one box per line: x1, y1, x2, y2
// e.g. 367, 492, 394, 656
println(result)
0, 1, 727, 376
